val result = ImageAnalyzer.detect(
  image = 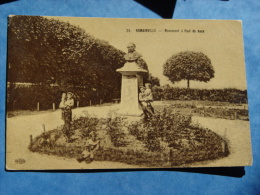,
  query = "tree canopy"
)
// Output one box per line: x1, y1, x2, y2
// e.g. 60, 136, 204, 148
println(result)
8, 16, 126, 87
163, 51, 215, 88
8, 15, 160, 103
8, 16, 124, 100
